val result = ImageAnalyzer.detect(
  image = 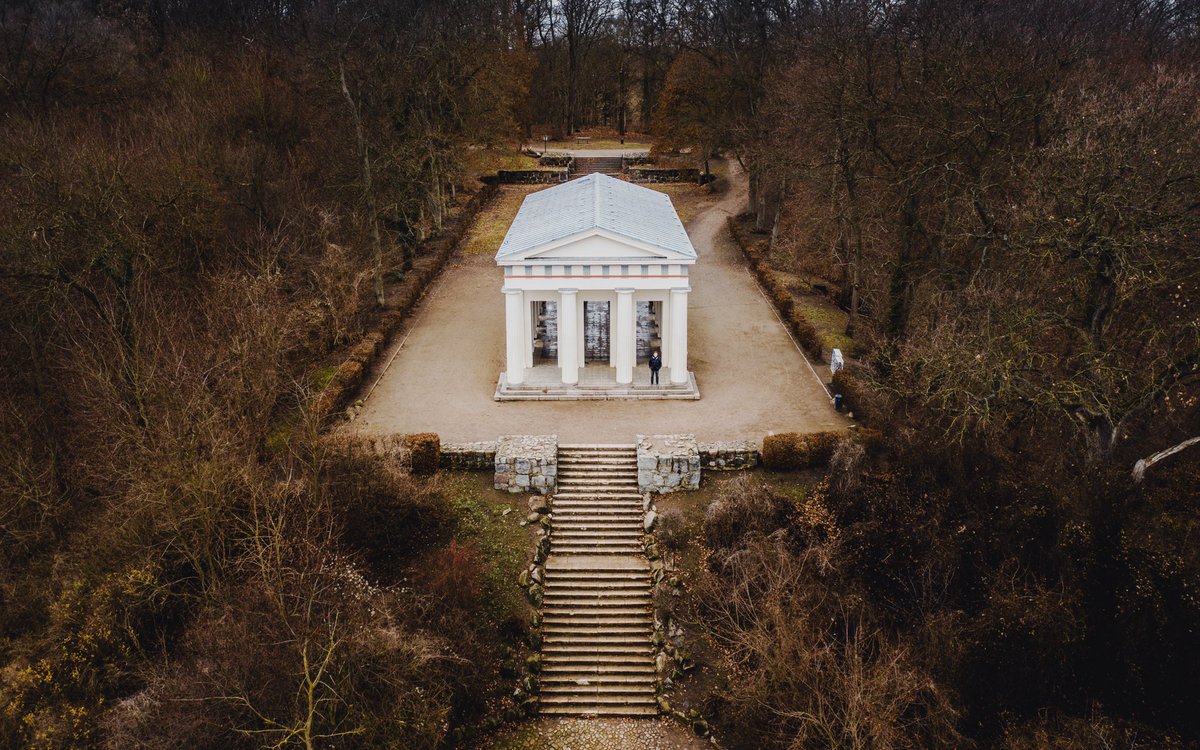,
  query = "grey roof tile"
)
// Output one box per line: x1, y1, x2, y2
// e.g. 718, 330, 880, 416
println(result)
495, 174, 696, 261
